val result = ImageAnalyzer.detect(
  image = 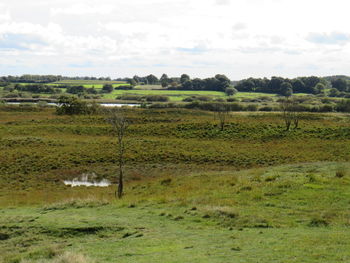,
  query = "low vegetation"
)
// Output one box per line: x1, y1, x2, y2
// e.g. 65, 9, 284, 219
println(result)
1, 101, 350, 262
